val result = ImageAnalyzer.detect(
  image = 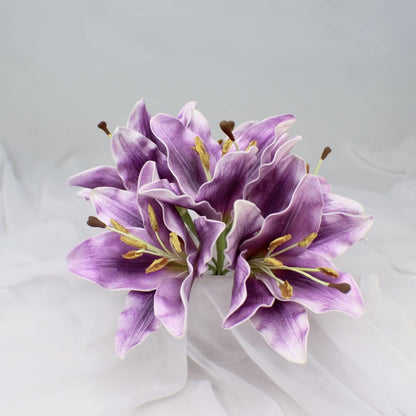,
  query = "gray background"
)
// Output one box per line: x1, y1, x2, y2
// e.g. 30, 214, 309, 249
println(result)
2, 0, 415, 184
